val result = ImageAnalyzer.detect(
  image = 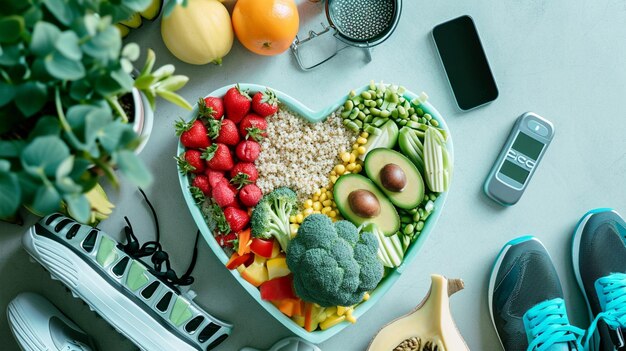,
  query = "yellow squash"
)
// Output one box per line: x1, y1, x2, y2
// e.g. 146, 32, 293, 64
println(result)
161, 0, 233, 65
